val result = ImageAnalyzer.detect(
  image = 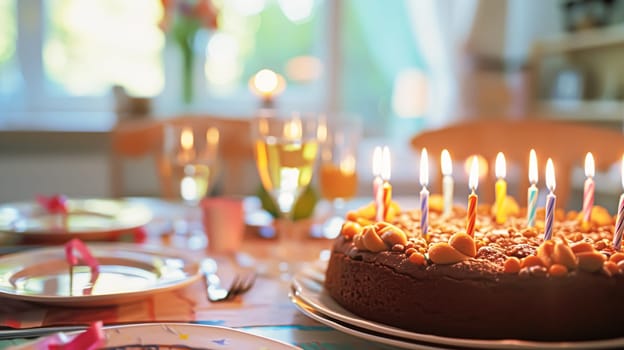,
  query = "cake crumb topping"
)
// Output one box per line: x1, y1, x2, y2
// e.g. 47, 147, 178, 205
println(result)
339, 199, 624, 278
